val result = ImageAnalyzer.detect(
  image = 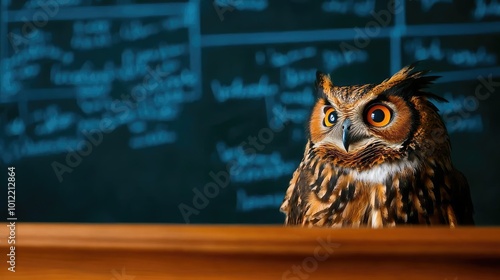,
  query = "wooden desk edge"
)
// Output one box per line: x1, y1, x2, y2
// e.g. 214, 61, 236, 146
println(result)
3, 223, 500, 257
2, 224, 500, 279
